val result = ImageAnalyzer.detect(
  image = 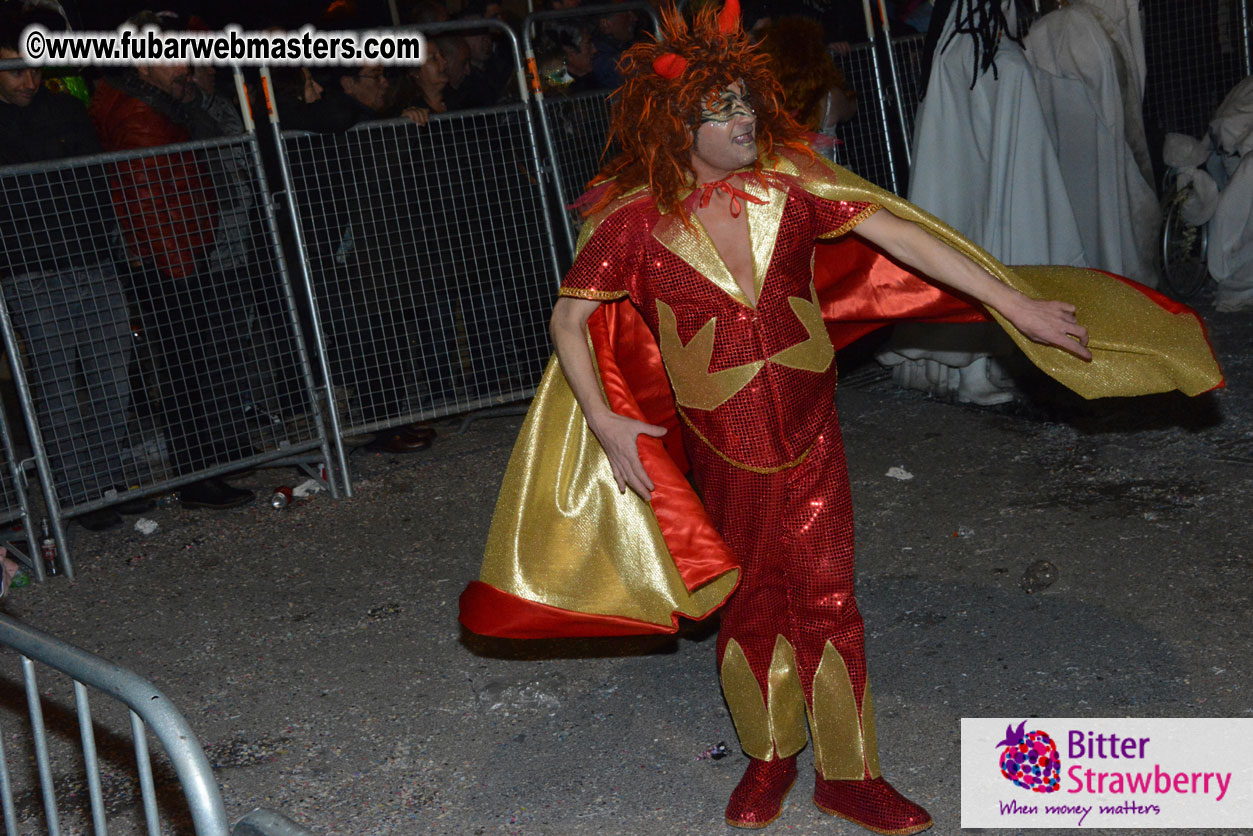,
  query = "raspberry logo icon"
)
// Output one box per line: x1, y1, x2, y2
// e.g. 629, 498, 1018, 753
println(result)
996, 721, 1061, 793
